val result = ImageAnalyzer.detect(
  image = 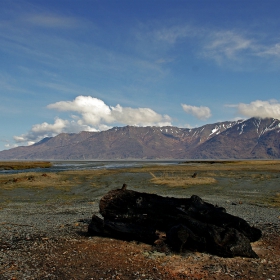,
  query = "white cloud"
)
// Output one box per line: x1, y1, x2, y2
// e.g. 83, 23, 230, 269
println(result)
182, 123, 193, 129
147, 24, 280, 69
13, 96, 172, 146
25, 14, 80, 28
154, 25, 197, 44
4, 143, 18, 148
110, 104, 171, 126
13, 117, 97, 145
48, 96, 172, 127
47, 96, 114, 126
181, 104, 212, 120
203, 31, 253, 64
31, 118, 68, 134
257, 43, 280, 58
13, 135, 28, 143
232, 100, 280, 119
201, 29, 280, 69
